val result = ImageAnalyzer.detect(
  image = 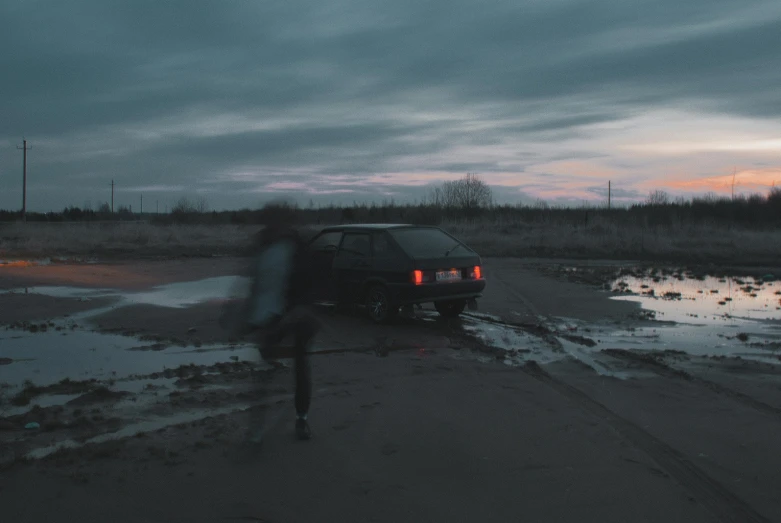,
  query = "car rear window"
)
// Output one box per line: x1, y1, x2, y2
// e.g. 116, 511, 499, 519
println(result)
389, 228, 472, 258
